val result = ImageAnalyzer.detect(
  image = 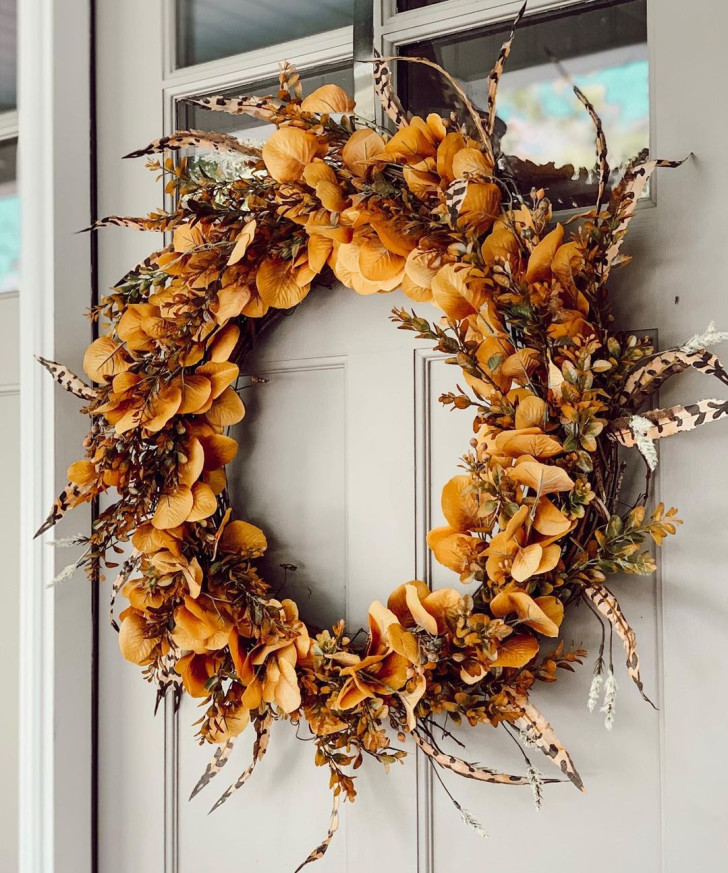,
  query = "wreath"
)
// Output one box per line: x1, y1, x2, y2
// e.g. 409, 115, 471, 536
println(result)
36, 8, 728, 869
